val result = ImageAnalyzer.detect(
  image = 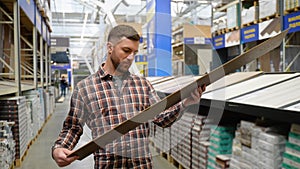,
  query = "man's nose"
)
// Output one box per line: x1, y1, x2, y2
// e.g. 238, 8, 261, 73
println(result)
127, 53, 135, 60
